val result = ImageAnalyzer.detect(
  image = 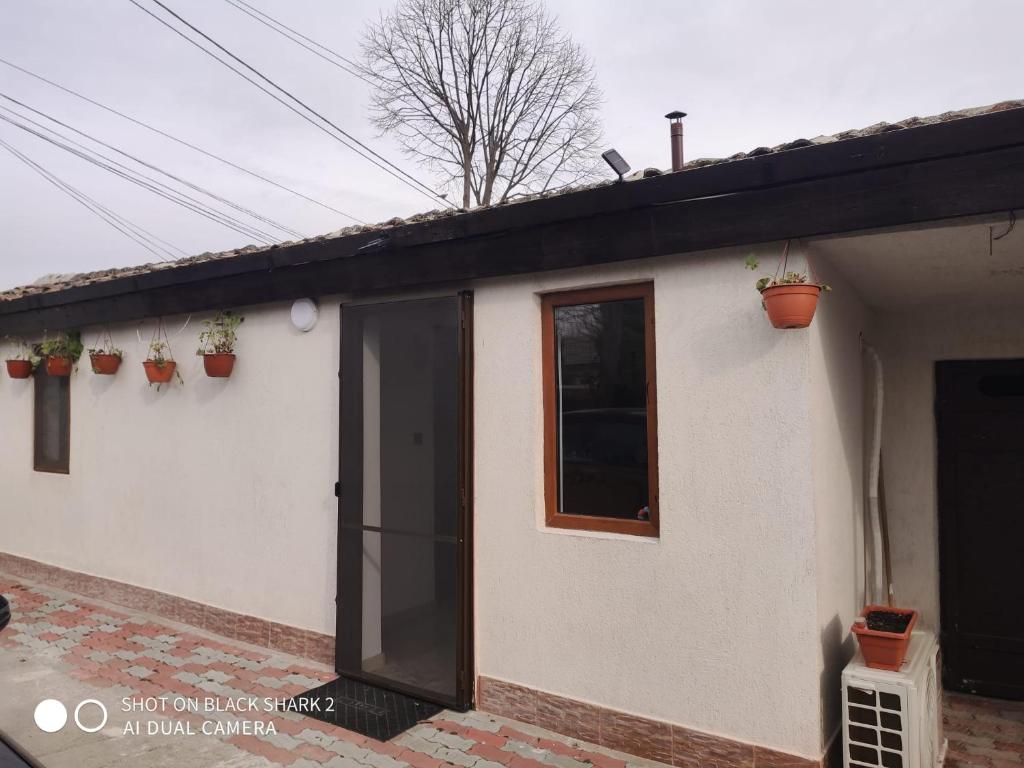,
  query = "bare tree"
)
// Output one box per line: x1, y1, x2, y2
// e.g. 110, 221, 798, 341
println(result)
361, 0, 603, 209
